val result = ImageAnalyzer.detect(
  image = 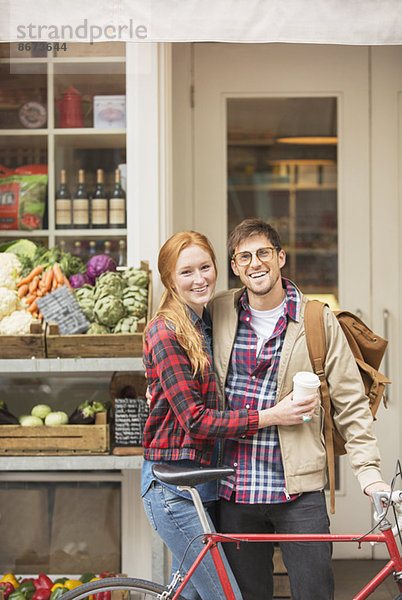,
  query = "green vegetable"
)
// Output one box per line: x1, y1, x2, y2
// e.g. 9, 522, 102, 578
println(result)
19, 415, 43, 426
94, 295, 126, 328
49, 588, 67, 600
79, 574, 95, 584
52, 580, 67, 586
86, 322, 111, 335
91, 401, 106, 413
18, 581, 36, 599
94, 271, 125, 298
44, 411, 69, 426
31, 404, 52, 419
113, 315, 139, 333
8, 591, 26, 600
